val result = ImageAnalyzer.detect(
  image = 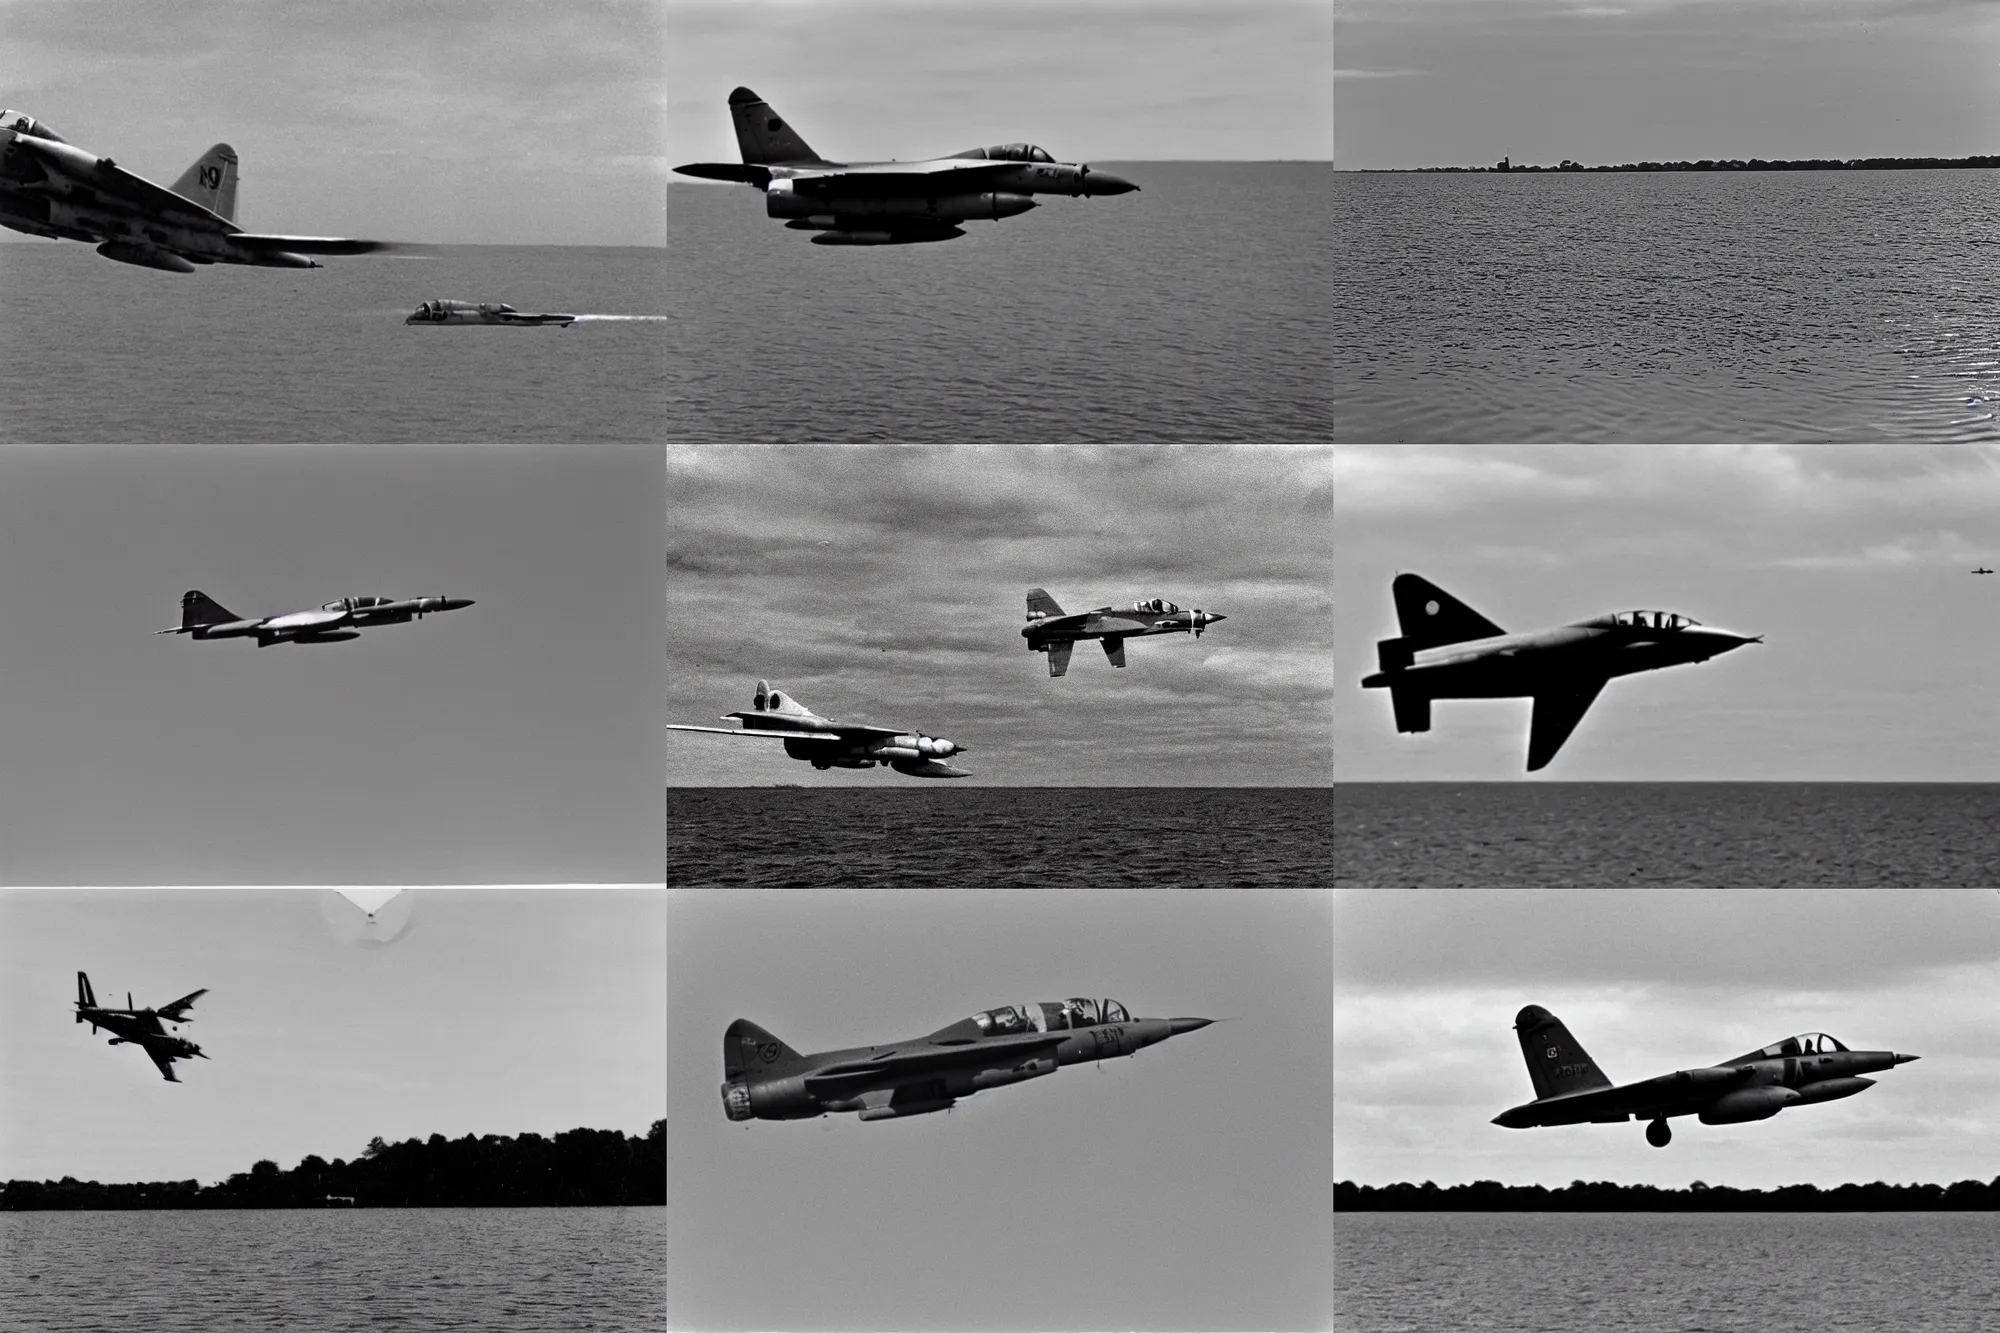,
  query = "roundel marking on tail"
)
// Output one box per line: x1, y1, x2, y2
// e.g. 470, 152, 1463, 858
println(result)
758, 1042, 780, 1064
1426, 601, 1440, 616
